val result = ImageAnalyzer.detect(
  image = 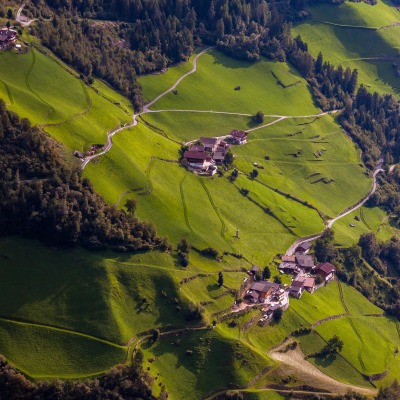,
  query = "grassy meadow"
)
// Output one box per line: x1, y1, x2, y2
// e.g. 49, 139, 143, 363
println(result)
0, 21, 398, 394
0, 47, 131, 150
144, 49, 320, 115
142, 329, 269, 400
293, 0, 400, 96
